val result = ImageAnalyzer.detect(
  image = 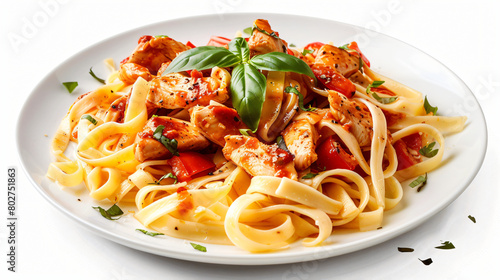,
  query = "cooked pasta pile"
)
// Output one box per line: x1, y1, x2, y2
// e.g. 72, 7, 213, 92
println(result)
47, 19, 466, 252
